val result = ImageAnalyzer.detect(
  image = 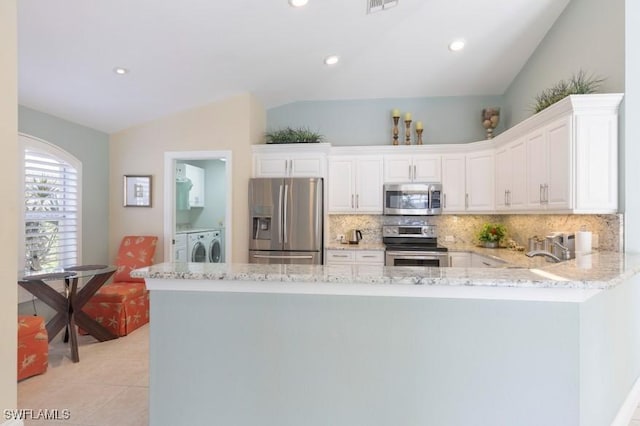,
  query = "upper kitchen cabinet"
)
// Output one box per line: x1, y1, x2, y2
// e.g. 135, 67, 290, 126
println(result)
184, 164, 205, 208
383, 154, 441, 183
441, 143, 494, 214
328, 152, 383, 214
252, 143, 331, 178
500, 93, 622, 214
495, 137, 527, 211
